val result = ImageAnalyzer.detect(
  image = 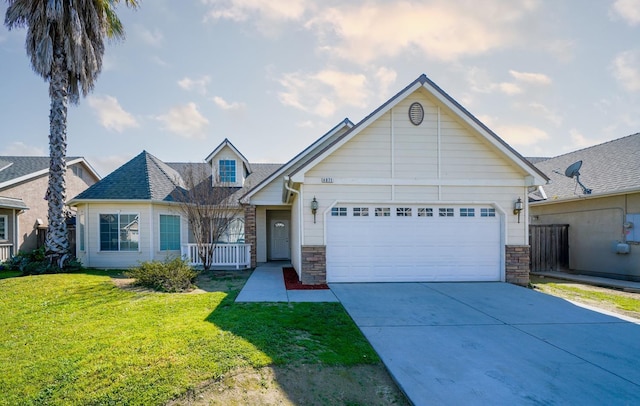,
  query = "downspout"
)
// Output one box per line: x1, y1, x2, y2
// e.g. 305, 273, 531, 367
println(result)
283, 176, 303, 269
